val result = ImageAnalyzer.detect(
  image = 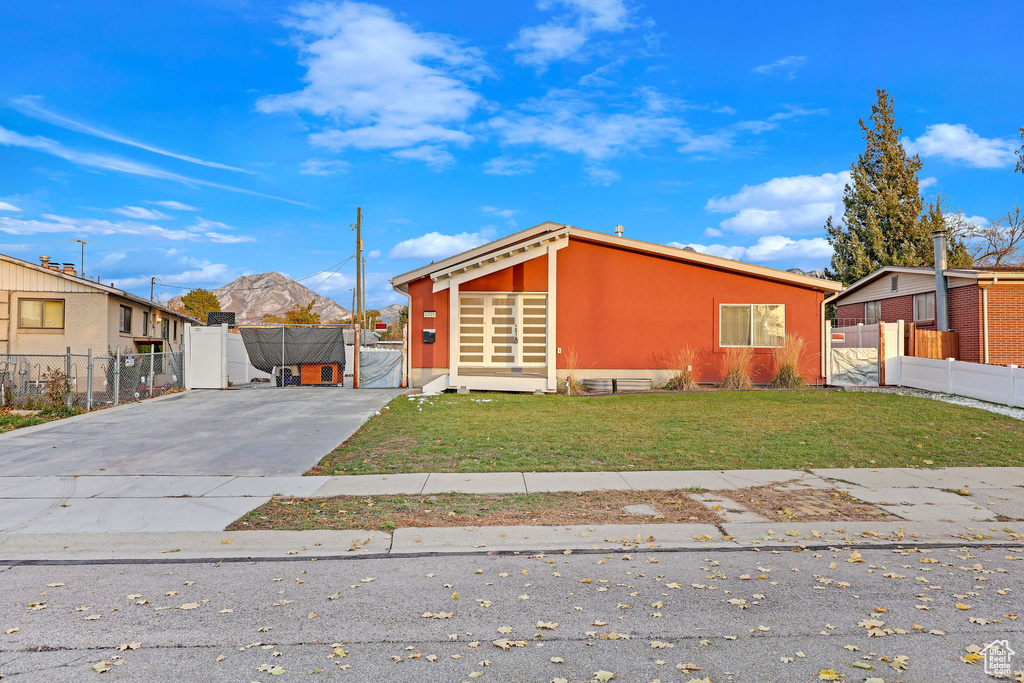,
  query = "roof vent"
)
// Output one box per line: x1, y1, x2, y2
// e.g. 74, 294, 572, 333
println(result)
40, 255, 50, 267
614, 224, 623, 237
